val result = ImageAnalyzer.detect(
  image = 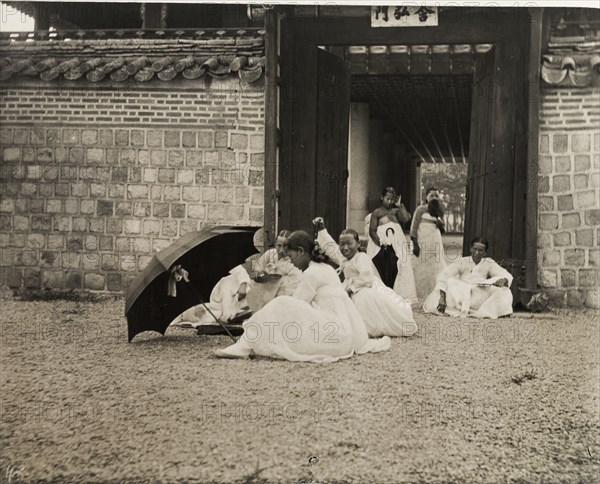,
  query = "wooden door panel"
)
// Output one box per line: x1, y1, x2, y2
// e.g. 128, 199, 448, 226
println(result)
315, 48, 351, 239
464, 49, 494, 253
280, 44, 351, 237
